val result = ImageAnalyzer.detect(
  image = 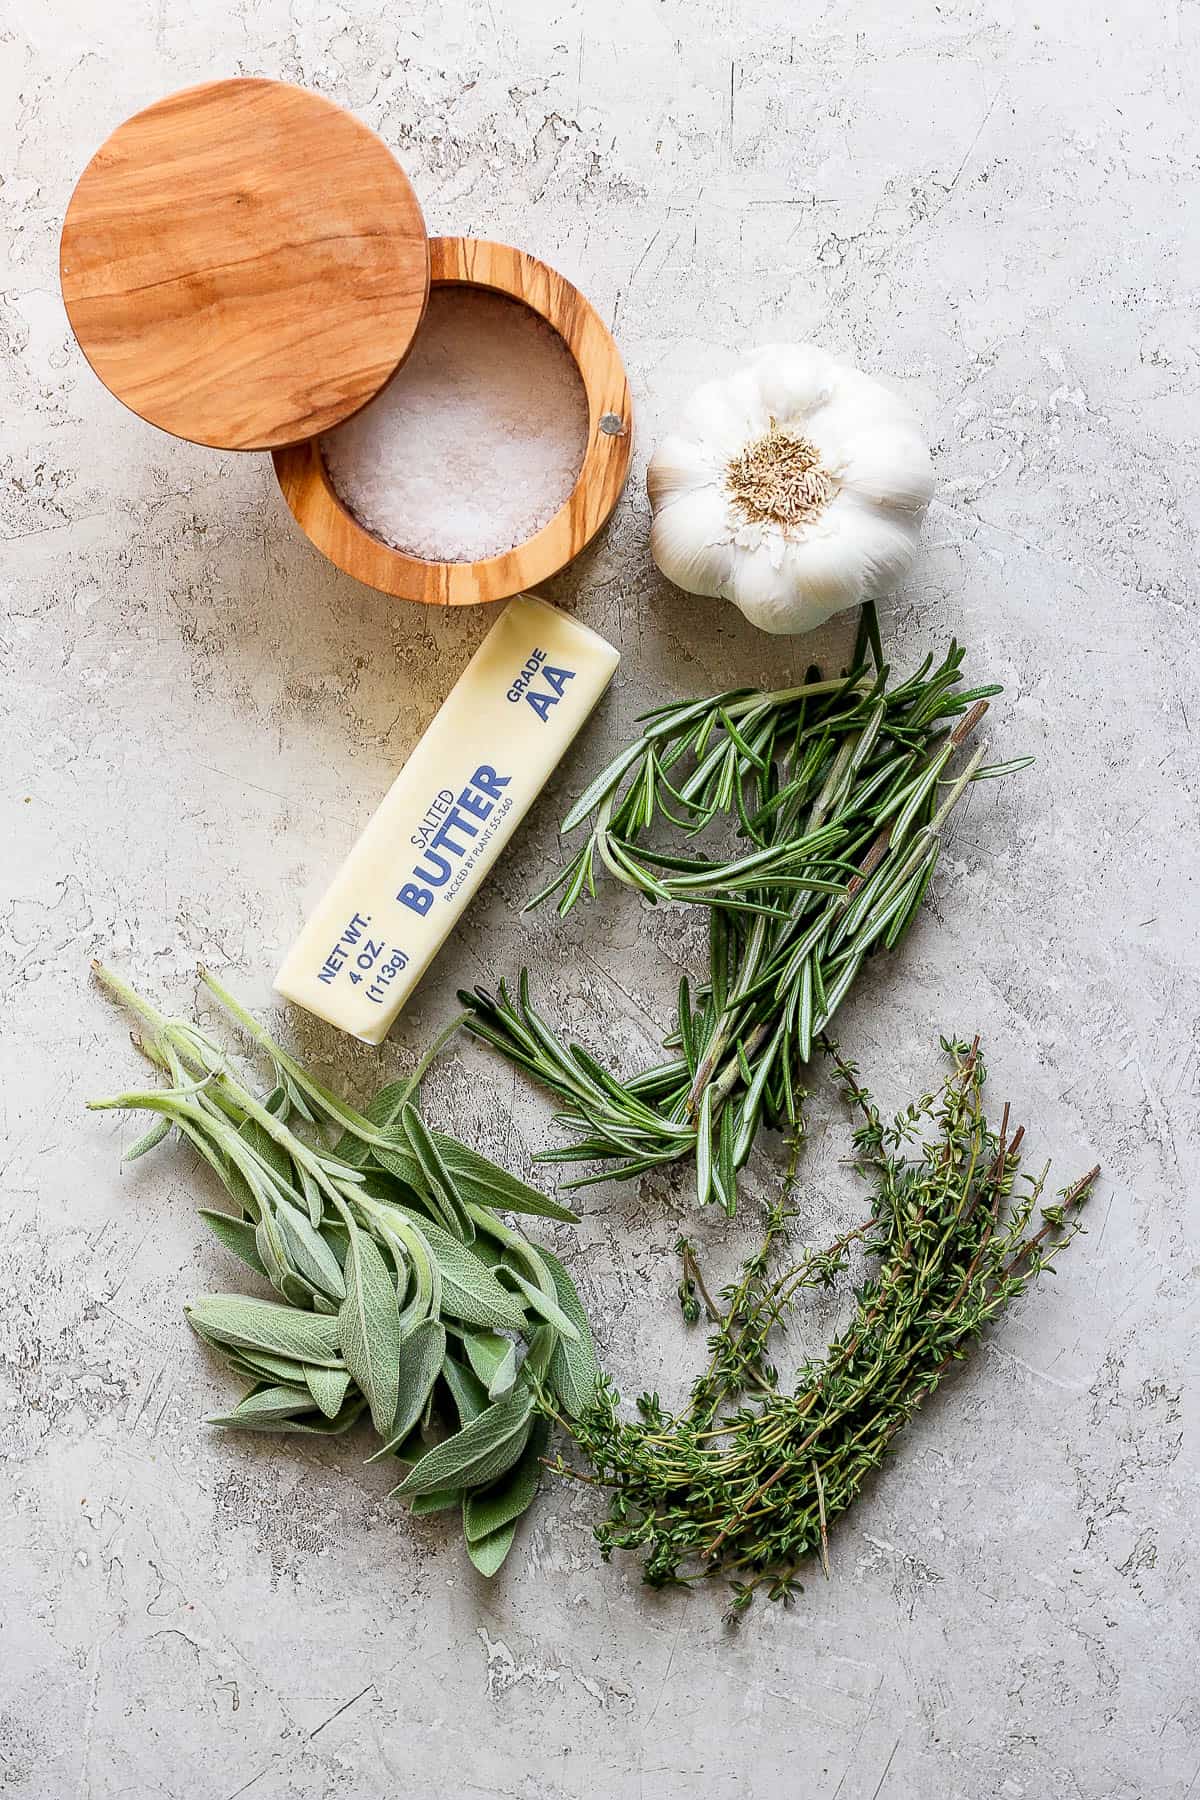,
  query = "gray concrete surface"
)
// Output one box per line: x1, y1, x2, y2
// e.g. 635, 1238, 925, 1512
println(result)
3, 4, 1198, 1796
